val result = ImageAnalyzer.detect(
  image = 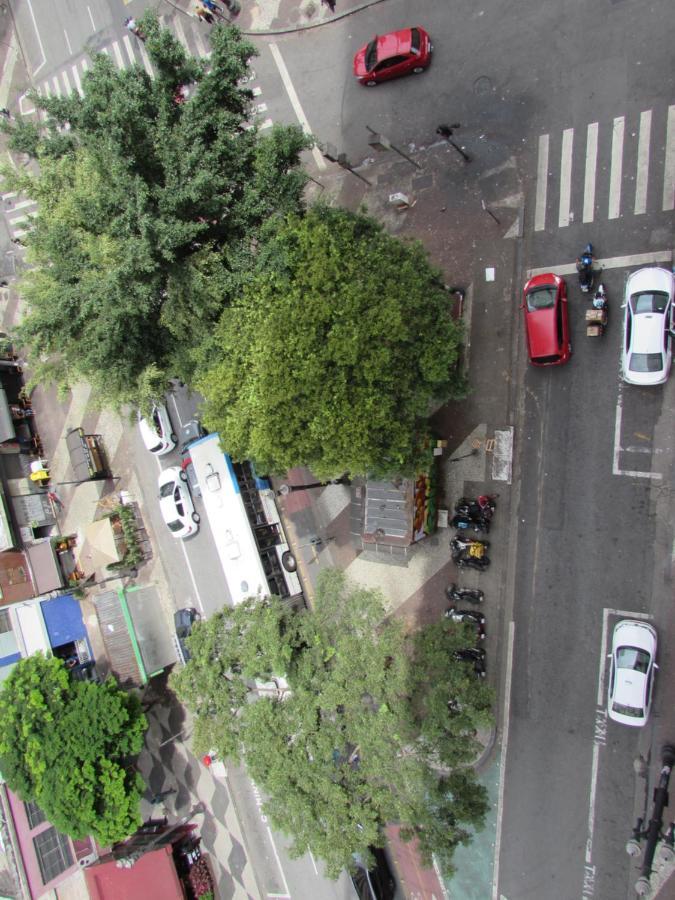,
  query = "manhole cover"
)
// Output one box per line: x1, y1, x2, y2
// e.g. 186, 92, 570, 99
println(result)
473, 76, 494, 95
